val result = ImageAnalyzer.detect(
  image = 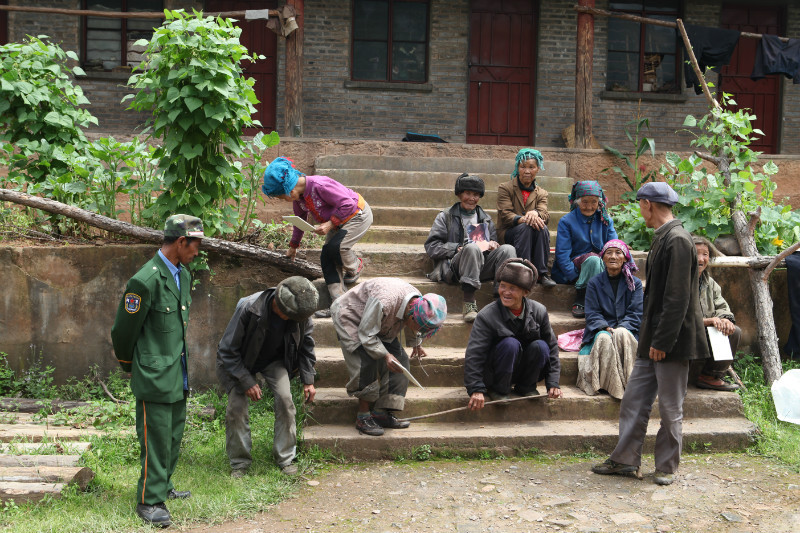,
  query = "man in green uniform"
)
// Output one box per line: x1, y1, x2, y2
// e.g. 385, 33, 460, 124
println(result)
111, 214, 204, 528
